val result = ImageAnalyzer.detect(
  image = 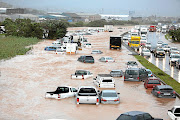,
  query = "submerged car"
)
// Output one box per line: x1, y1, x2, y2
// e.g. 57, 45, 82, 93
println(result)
145, 42, 151, 49
151, 85, 176, 98
168, 106, 180, 120
116, 111, 163, 120
144, 77, 161, 89
99, 90, 120, 104
77, 55, 94, 63
91, 50, 103, 54
126, 61, 138, 68
169, 53, 180, 66
169, 47, 179, 55
154, 48, 165, 58
110, 70, 123, 77
146, 69, 153, 77
141, 49, 151, 57
99, 57, 115, 62
45, 86, 77, 99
